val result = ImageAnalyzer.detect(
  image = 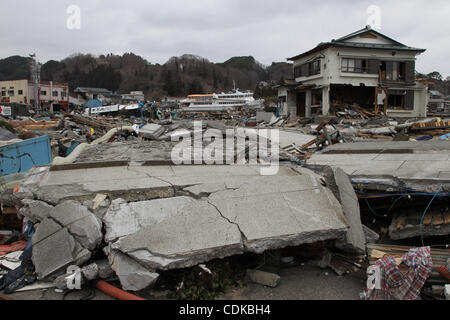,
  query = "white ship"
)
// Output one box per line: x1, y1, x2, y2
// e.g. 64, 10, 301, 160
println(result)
180, 89, 264, 112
